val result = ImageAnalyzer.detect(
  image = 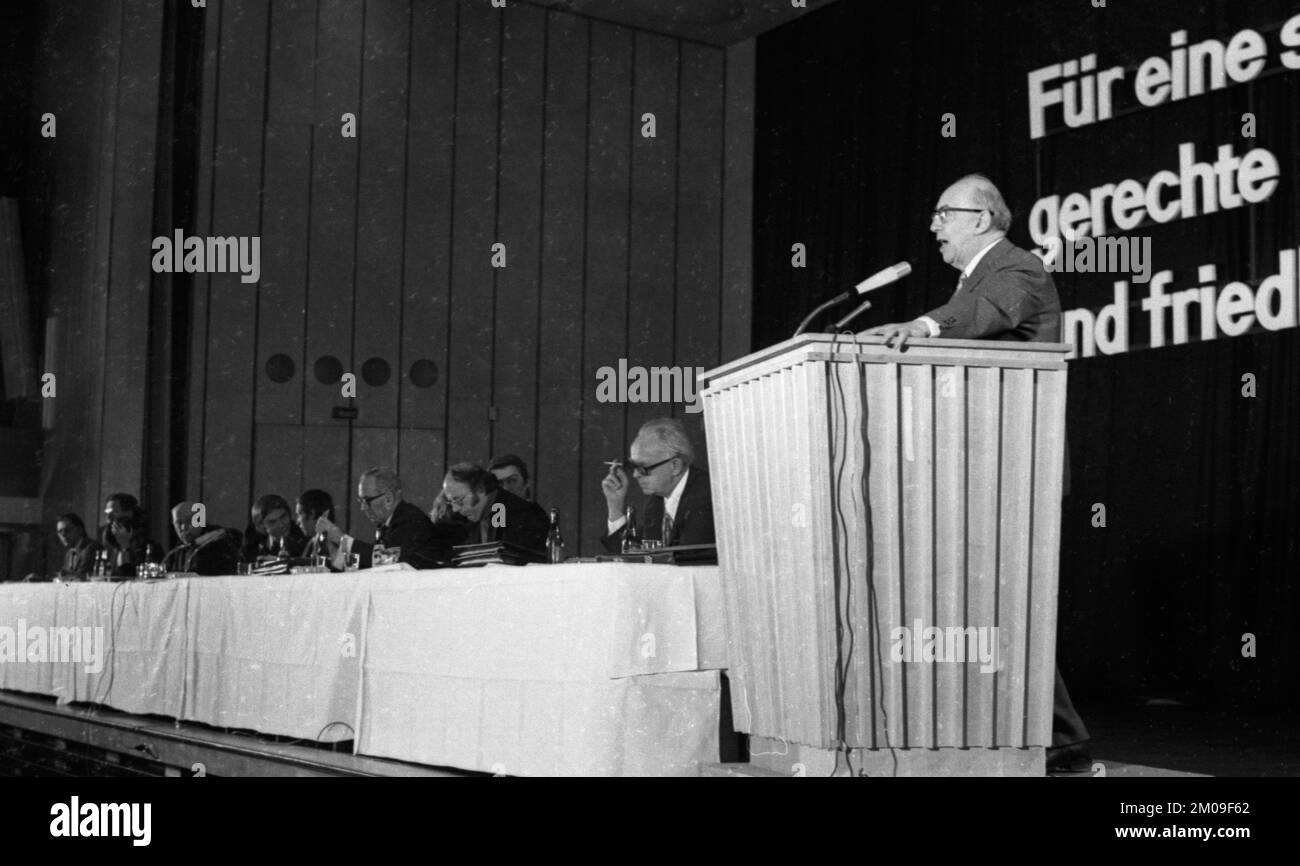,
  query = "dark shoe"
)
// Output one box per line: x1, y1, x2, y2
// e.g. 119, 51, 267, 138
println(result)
1046, 742, 1092, 776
